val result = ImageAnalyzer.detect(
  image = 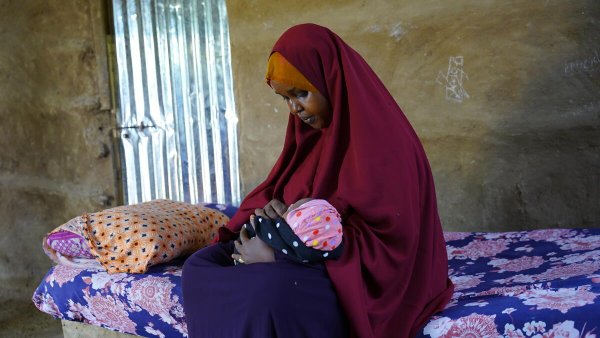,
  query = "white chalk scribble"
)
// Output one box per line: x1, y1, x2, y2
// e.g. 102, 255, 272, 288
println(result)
564, 50, 600, 75
436, 56, 470, 103
389, 23, 406, 42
